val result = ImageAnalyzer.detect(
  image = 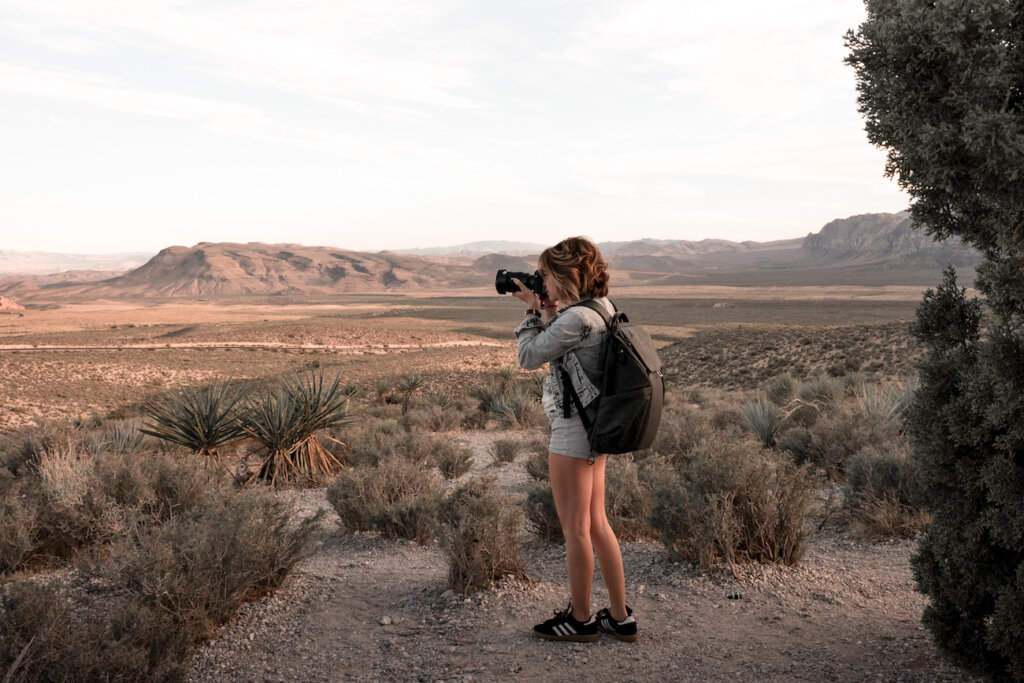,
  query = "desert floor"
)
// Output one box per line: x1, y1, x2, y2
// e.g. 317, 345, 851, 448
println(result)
1, 286, 974, 681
